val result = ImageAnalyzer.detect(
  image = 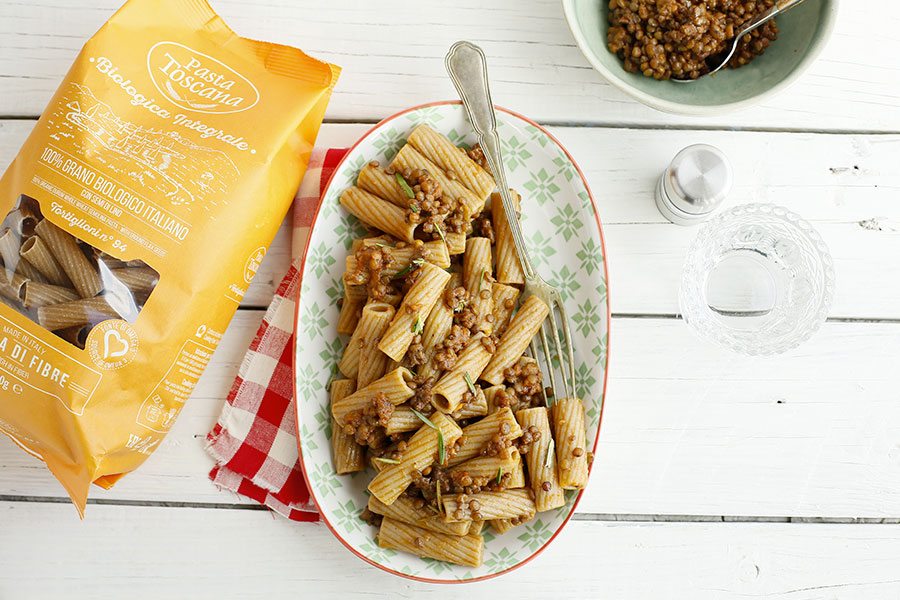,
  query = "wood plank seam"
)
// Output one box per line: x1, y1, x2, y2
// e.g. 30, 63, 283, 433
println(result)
4, 496, 900, 524
2, 114, 899, 135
